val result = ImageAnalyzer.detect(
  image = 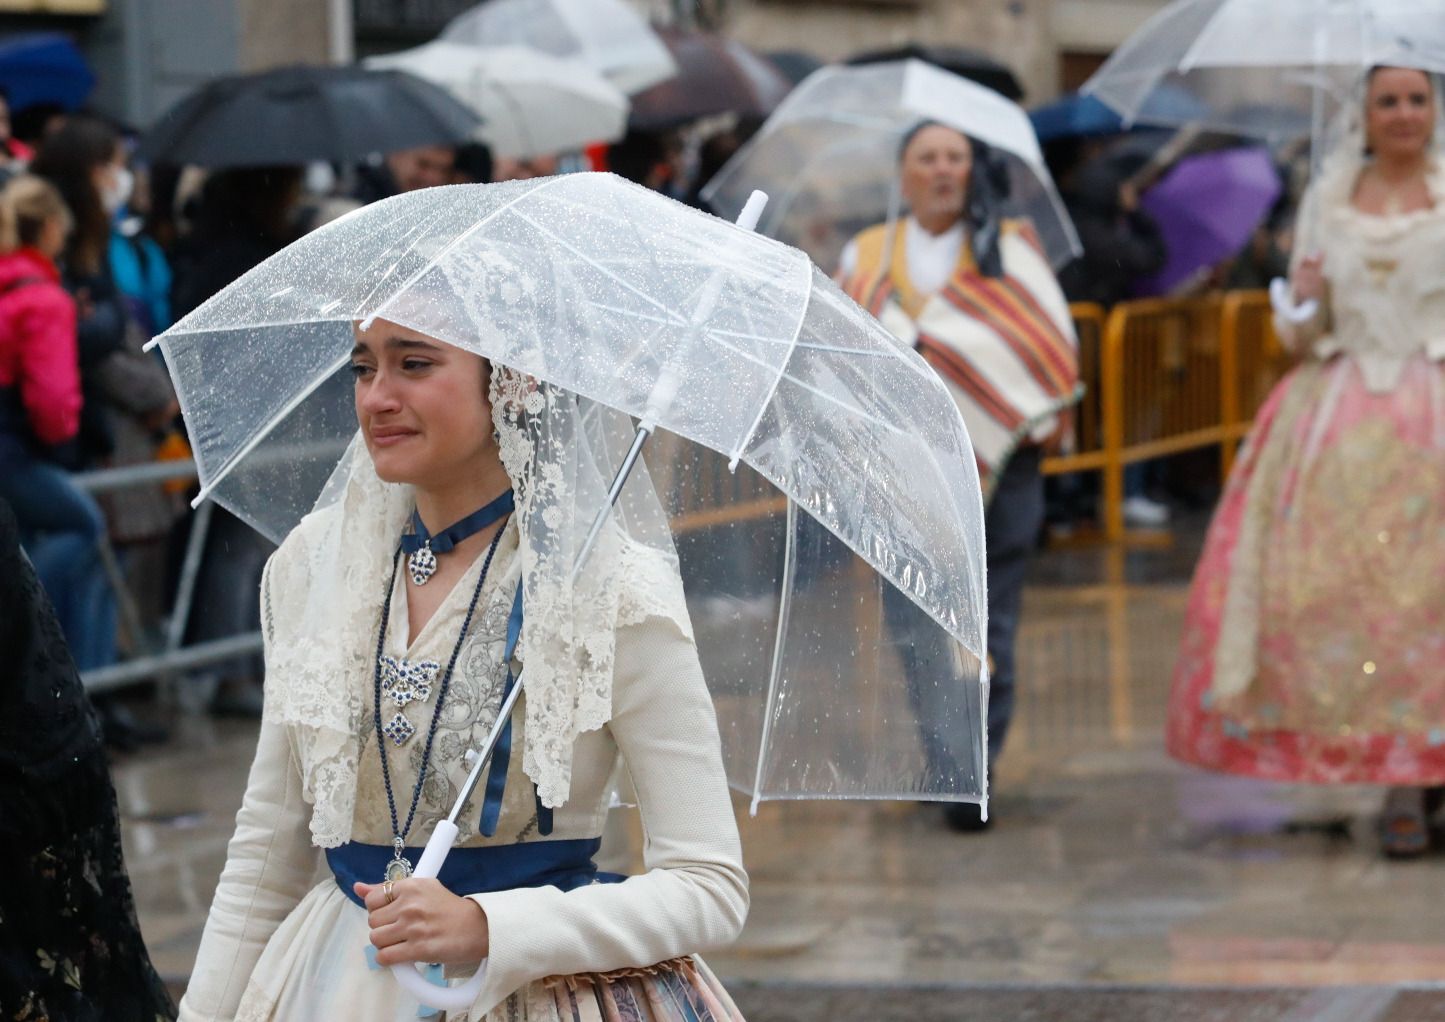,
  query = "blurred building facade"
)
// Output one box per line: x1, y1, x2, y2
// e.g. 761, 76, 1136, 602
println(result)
0, 0, 1165, 128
